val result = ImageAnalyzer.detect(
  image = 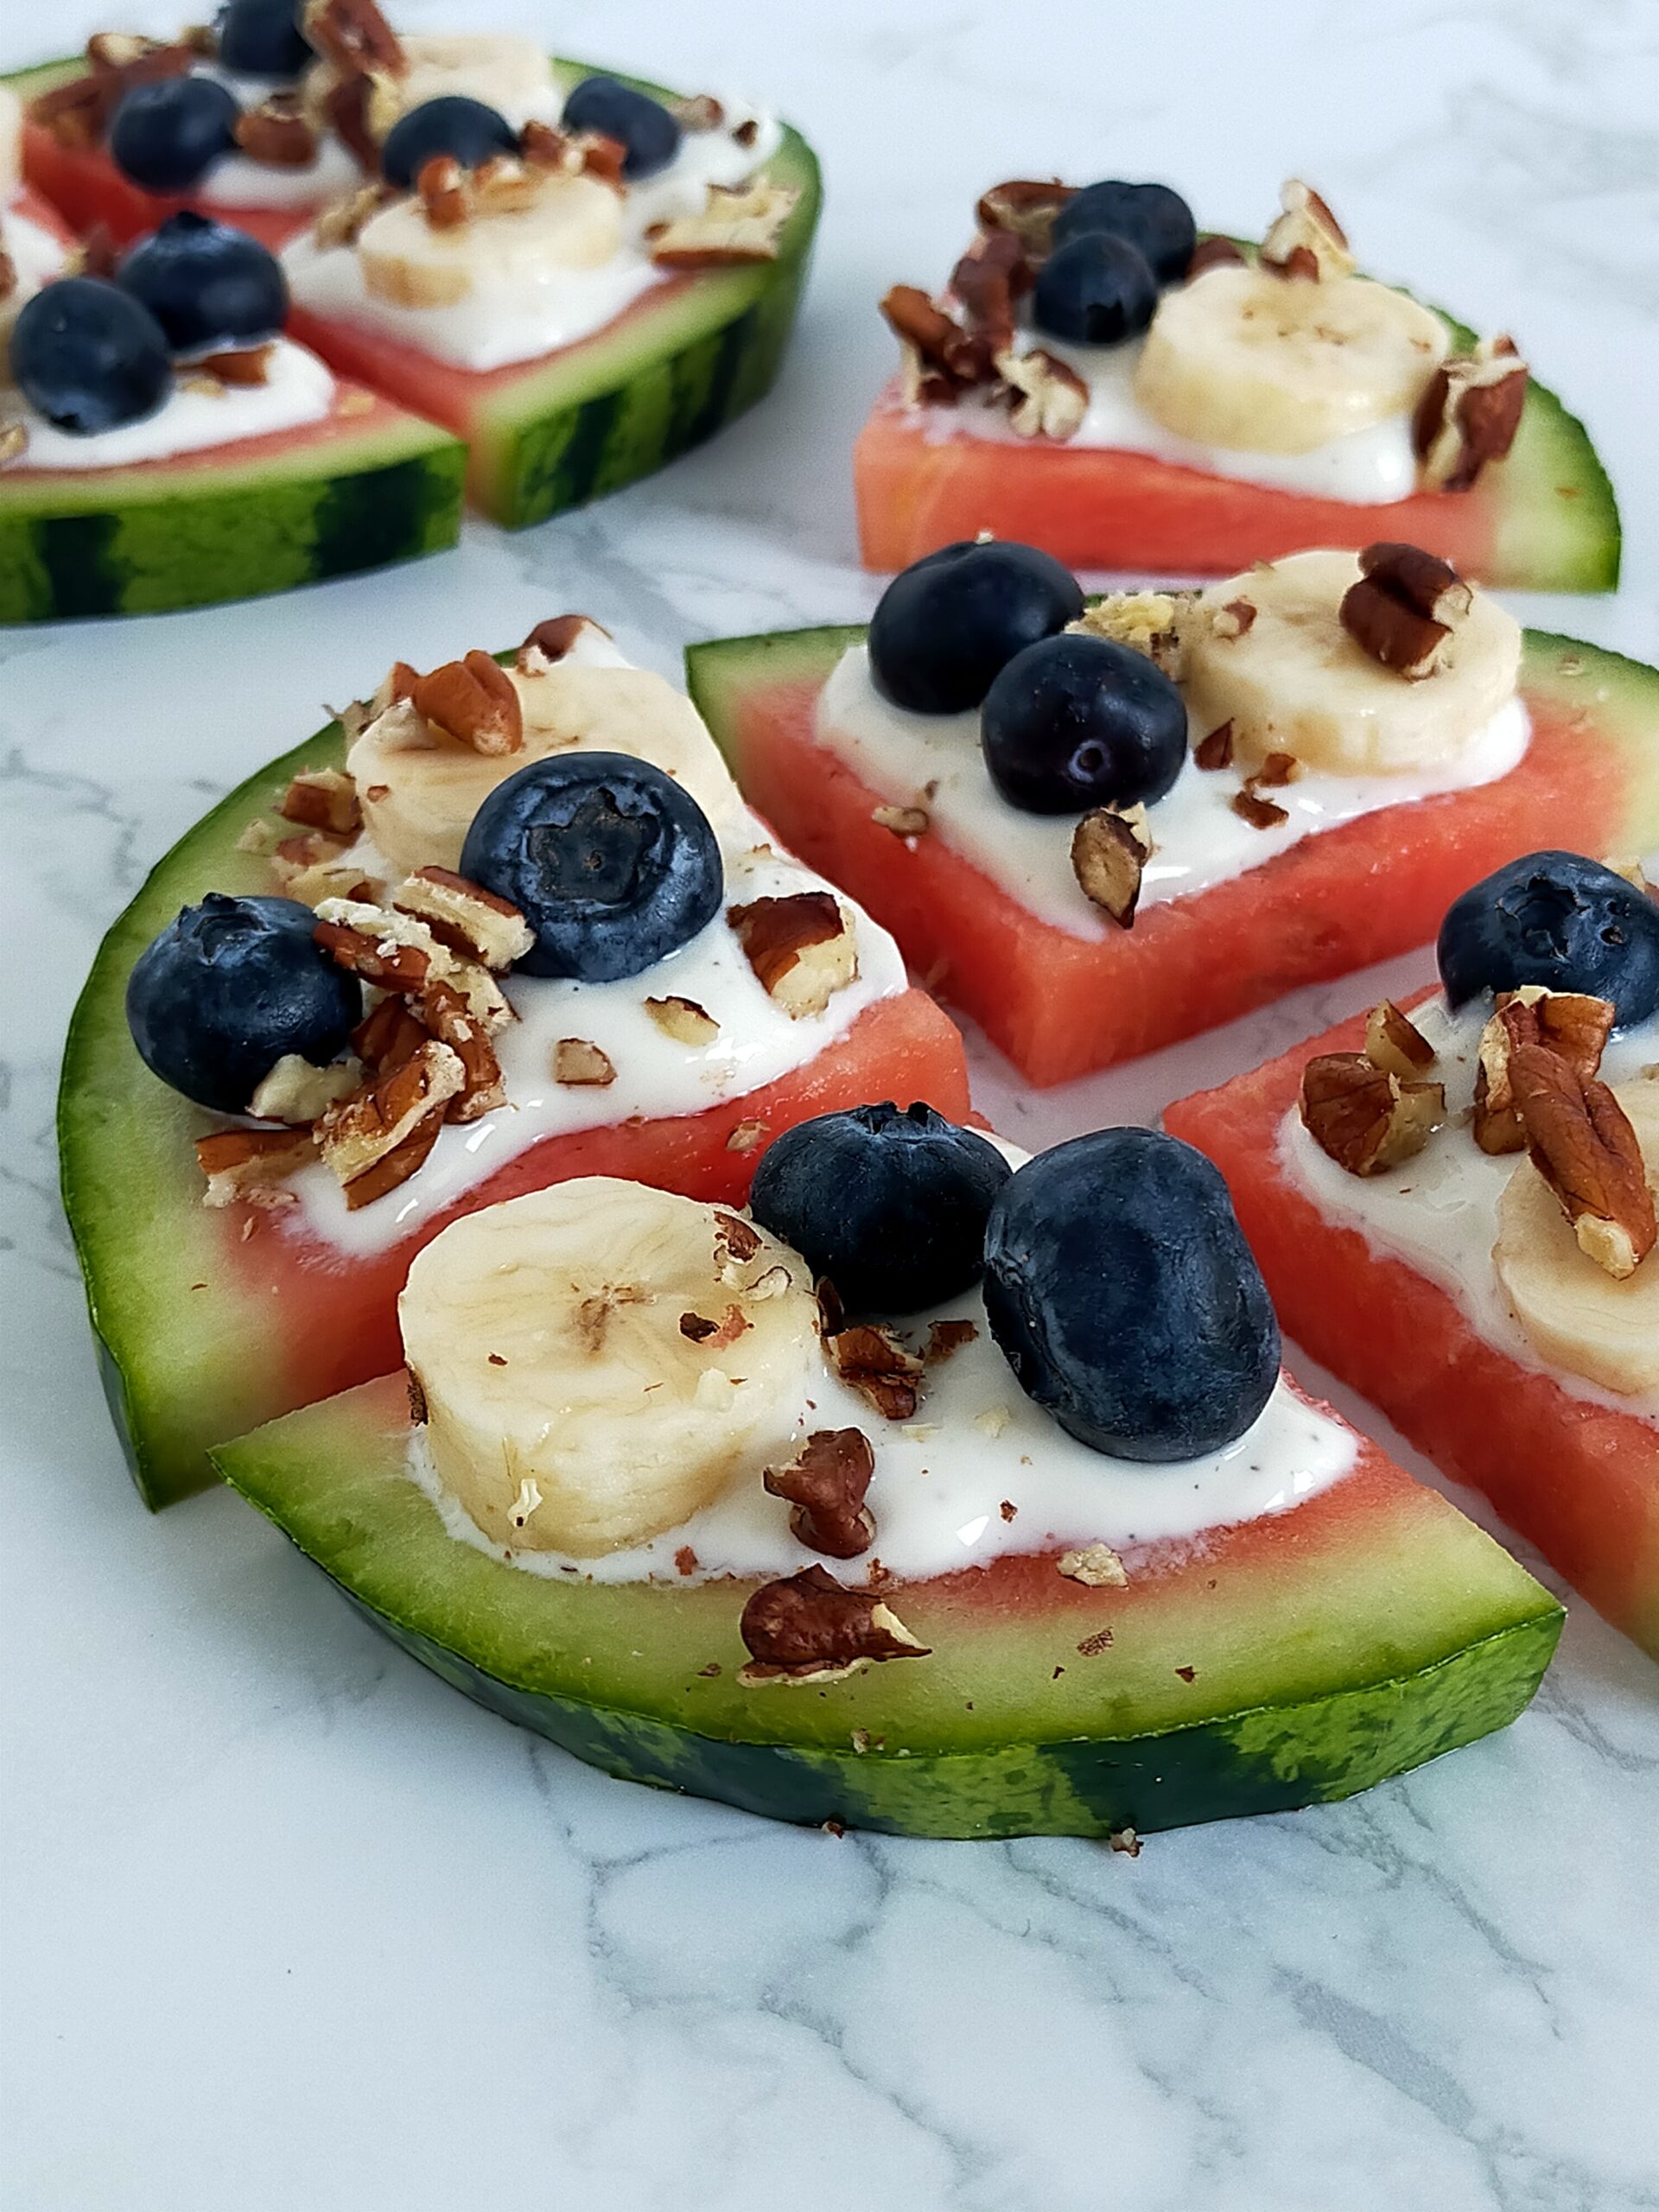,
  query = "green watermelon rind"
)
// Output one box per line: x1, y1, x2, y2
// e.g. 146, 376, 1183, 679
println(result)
209, 1374, 1562, 1839
688, 625, 1659, 855
5, 56, 823, 542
